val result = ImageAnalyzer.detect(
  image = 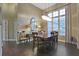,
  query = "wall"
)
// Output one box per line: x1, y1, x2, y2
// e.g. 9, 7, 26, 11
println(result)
16, 3, 43, 27
14, 3, 43, 41
1, 4, 17, 41
0, 5, 2, 56
76, 4, 79, 49
0, 3, 45, 41
0, 5, 2, 25
69, 4, 78, 44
